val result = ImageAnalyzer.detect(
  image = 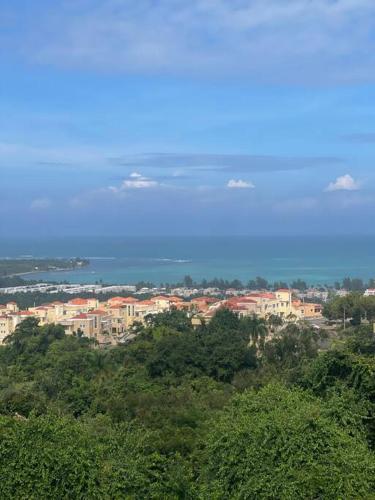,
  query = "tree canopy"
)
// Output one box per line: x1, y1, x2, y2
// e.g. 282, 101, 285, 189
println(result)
0, 309, 374, 497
